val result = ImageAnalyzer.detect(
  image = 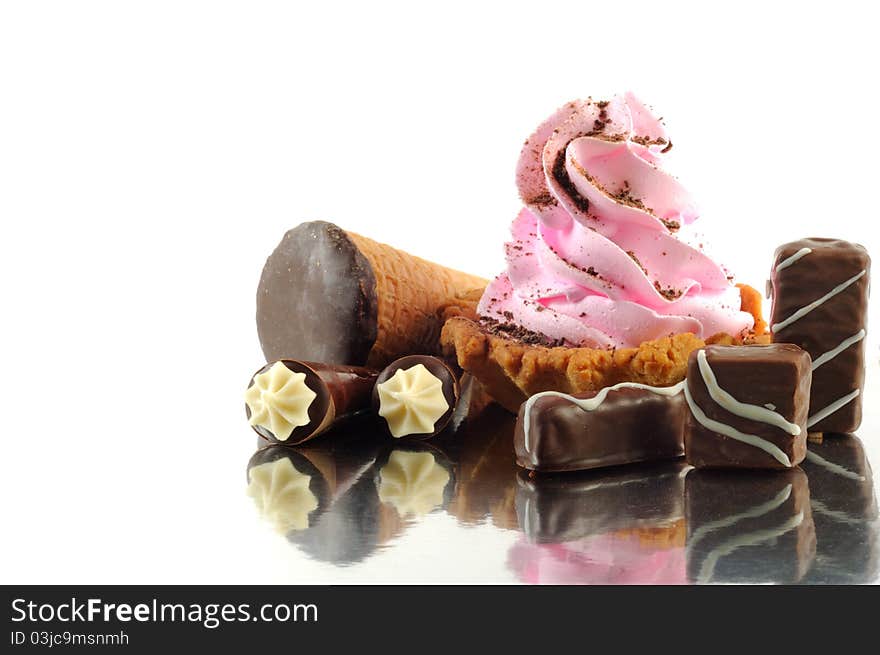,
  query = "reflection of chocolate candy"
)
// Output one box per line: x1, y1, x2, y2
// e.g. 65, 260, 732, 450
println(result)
516, 461, 687, 544
373, 442, 457, 519
246, 447, 332, 534
770, 239, 870, 434
273, 423, 384, 503
287, 473, 388, 565
245, 360, 377, 445
371, 355, 460, 439
800, 435, 879, 583
515, 384, 687, 472
684, 345, 811, 470
256, 221, 486, 368
685, 468, 816, 584
248, 418, 393, 565
444, 405, 519, 529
